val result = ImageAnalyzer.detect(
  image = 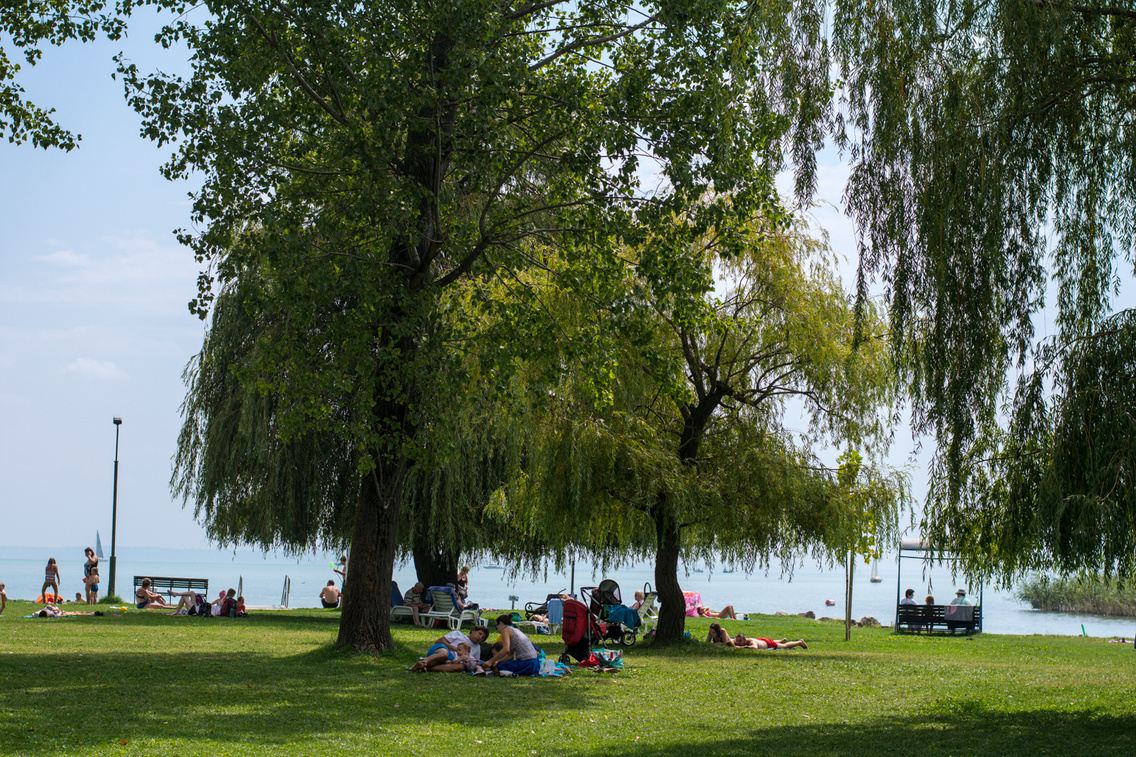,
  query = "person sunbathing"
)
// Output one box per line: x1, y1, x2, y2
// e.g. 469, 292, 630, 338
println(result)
135, 578, 173, 609
411, 626, 490, 672
697, 604, 738, 619
733, 632, 807, 650
707, 622, 734, 645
